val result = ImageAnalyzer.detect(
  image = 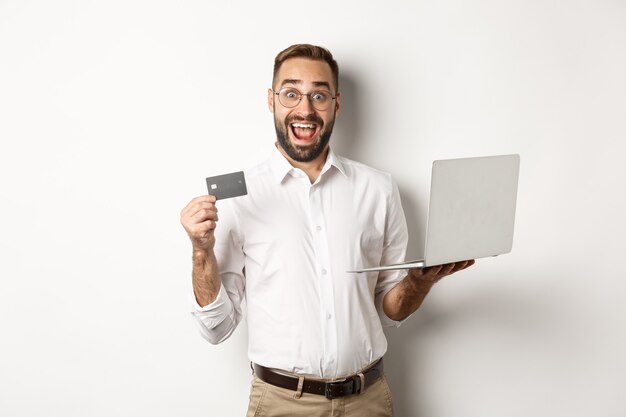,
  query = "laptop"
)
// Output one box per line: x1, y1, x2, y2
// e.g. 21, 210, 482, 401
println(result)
348, 154, 520, 273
